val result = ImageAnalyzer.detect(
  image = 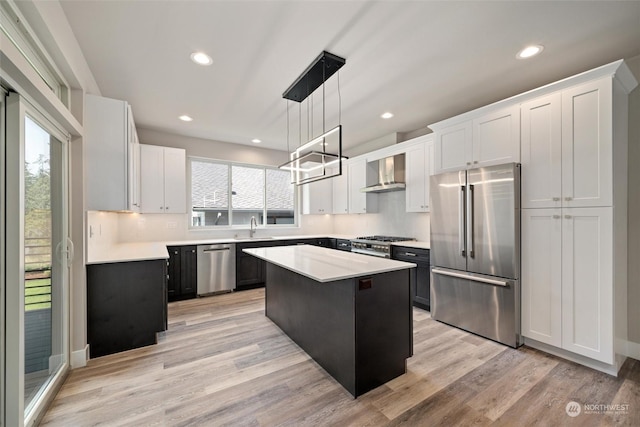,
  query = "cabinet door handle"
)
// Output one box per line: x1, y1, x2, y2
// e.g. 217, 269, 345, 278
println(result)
466, 162, 471, 166
552, 215, 561, 219
473, 160, 478, 164
160, 206, 164, 210
552, 197, 560, 201
565, 215, 572, 219
565, 197, 572, 201
166, 206, 170, 210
